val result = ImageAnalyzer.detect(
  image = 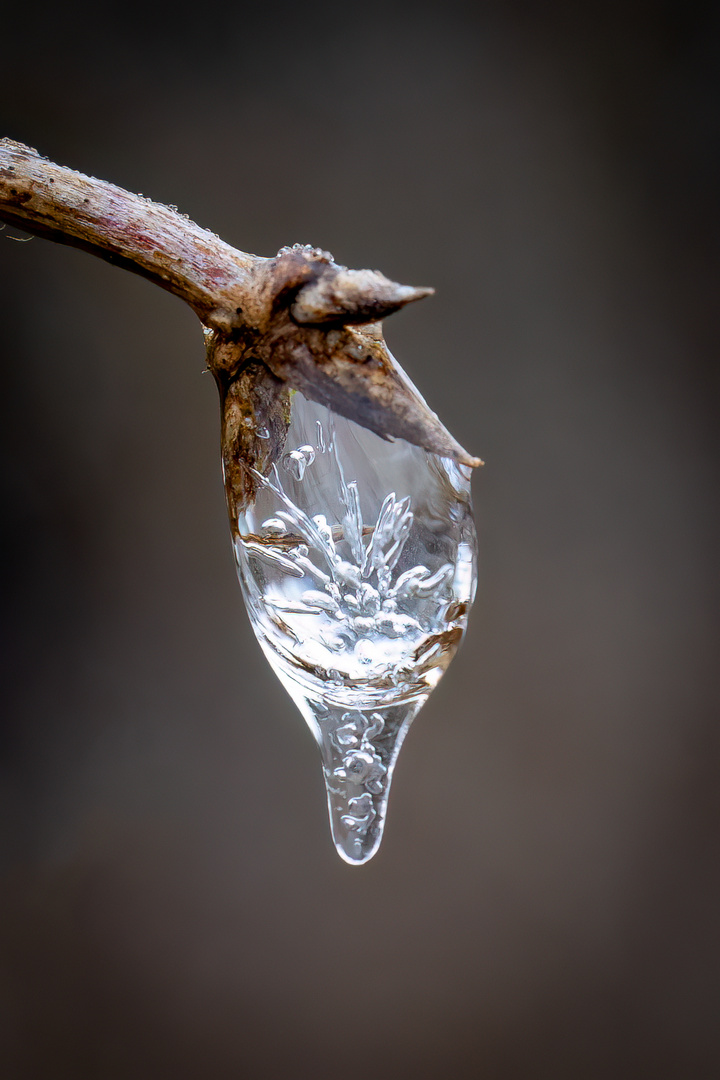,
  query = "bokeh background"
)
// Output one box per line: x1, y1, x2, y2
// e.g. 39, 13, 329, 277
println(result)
1, 2, 718, 1077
